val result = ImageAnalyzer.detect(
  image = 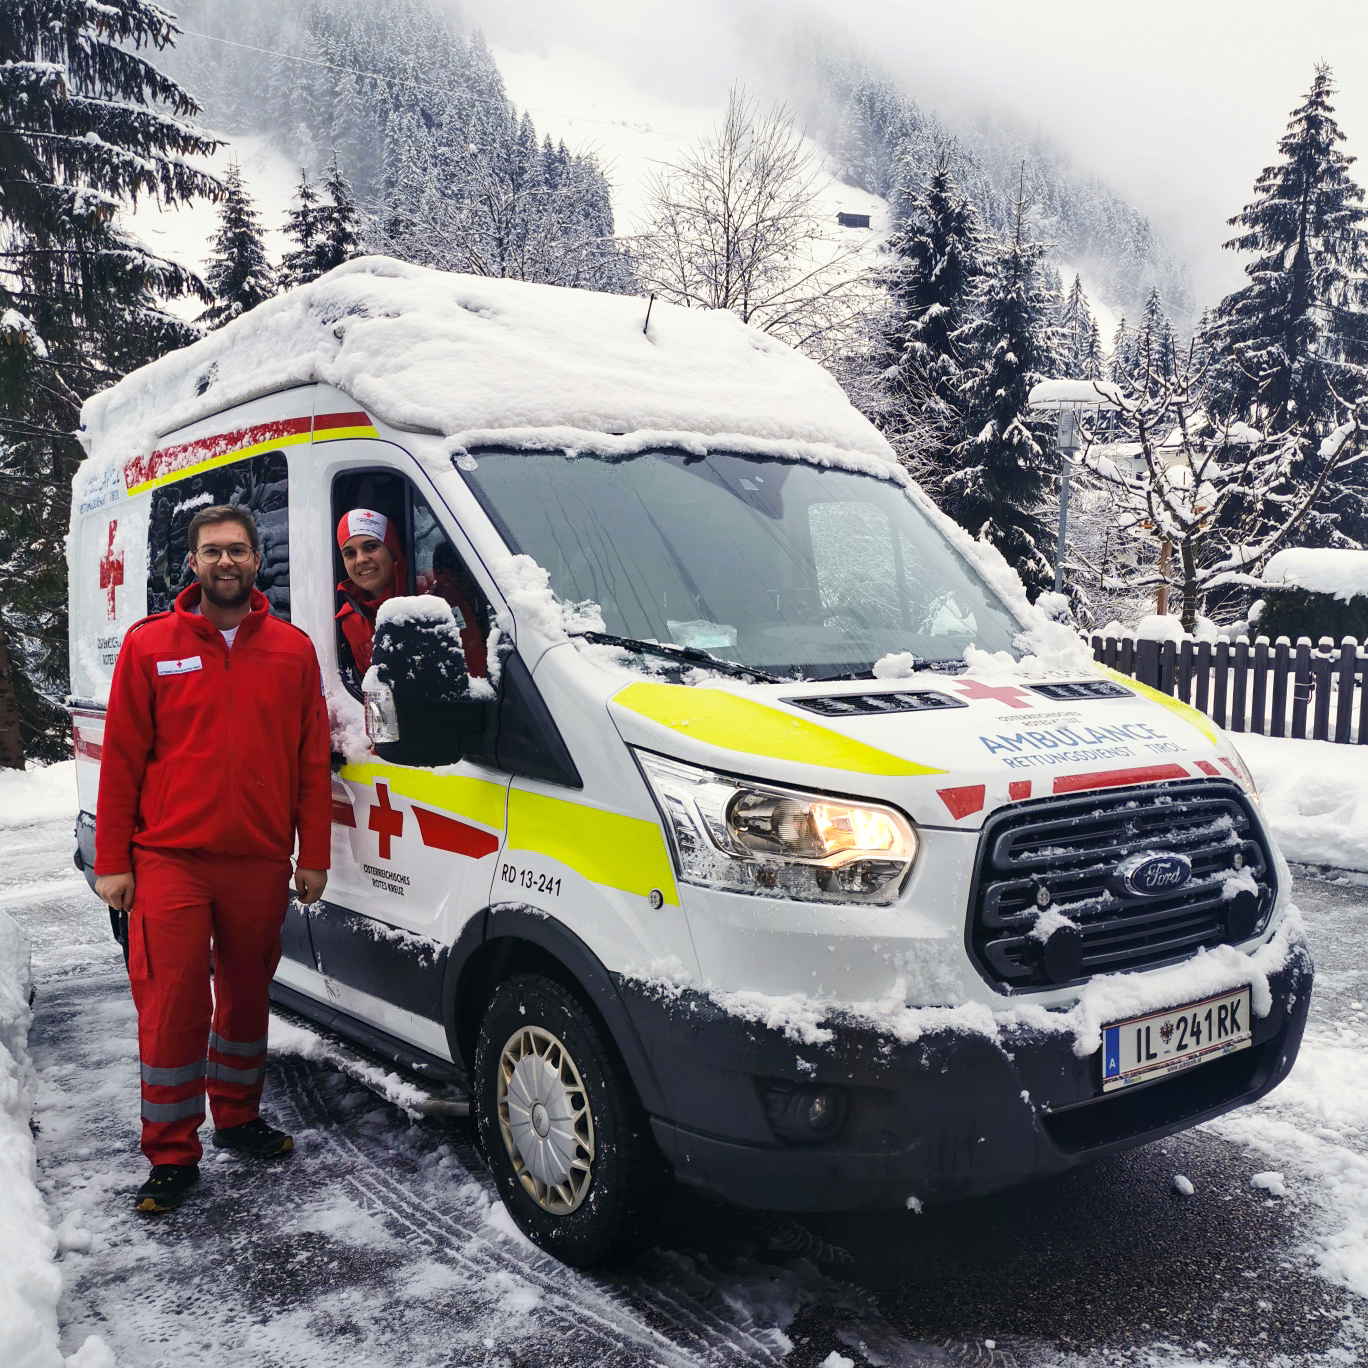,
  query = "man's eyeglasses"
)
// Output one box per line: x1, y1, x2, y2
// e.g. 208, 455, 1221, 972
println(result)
193, 544, 255, 563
